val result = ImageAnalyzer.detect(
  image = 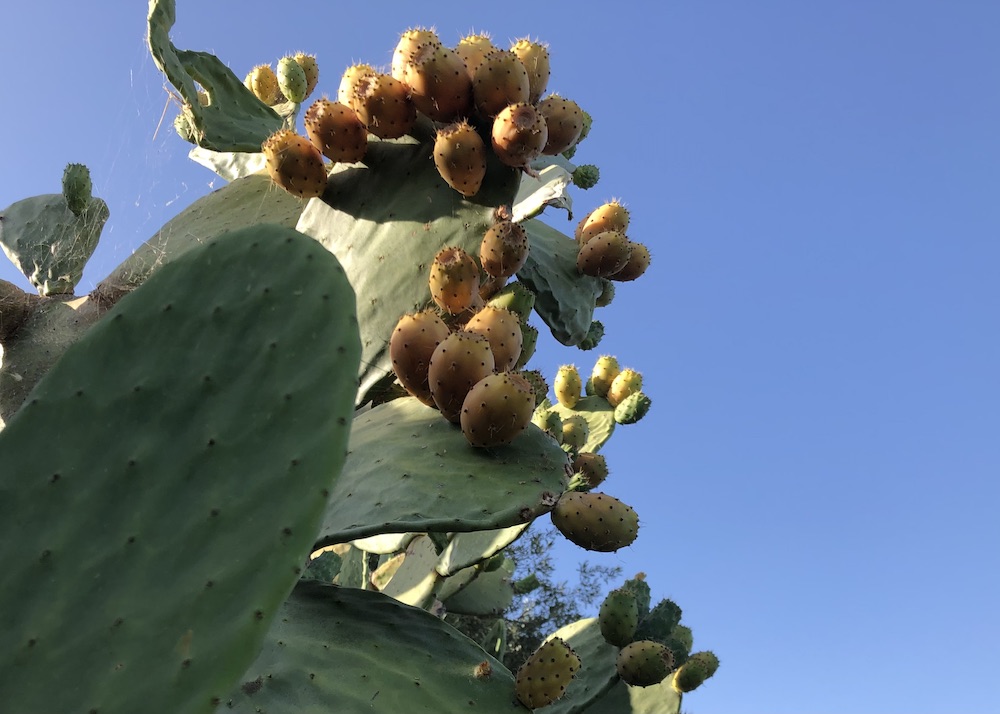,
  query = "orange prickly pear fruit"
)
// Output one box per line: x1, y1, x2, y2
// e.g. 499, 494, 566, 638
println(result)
480, 220, 528, 279
554, 364, 582, 408
577, 230, 632, 278
261, 129, 328, 199
403, 44, 473, 122
353, 73, 417, 139
427, 330, 496, 423
538, 95, 585, 155
245, 64, 280, 105
610, 241, 651, 282
607, 367, 643, 407
304, 99, 368, 163
510, 38, 550, 104
433, 120, 487, 197
590, 355, 620, 399
338, 63, 376, 112
391, 27, 442, 81
429, 246, 481, 315
389, 310, 452, 406
455, 33, 496, 80
463, 305, 523, 372
293, 52, 319, 98
460, 372, 536, 447
514, 637, 581, 709
577, 200, 630, 243
617, 641, 674, 687
550, 491, 639, 552
492, 103, 548, 169
472, 50, 530, 118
